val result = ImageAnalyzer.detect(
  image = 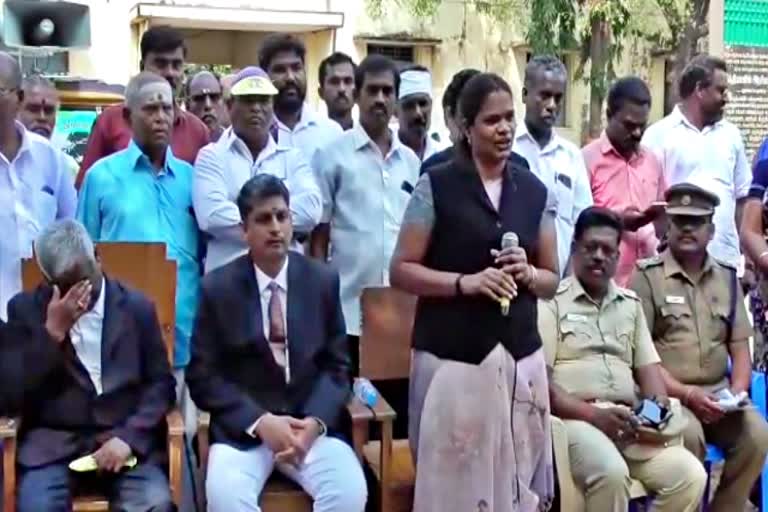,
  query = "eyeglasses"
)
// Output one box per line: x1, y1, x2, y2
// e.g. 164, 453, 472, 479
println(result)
576, 242, 618, 259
